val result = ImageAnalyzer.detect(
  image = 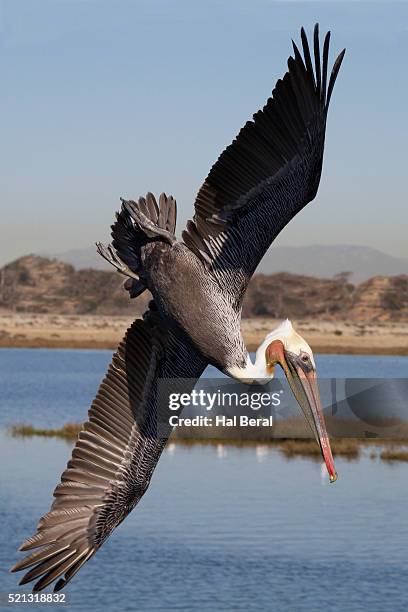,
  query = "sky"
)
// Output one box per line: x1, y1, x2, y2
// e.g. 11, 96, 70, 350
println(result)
1, 0, 408, 266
